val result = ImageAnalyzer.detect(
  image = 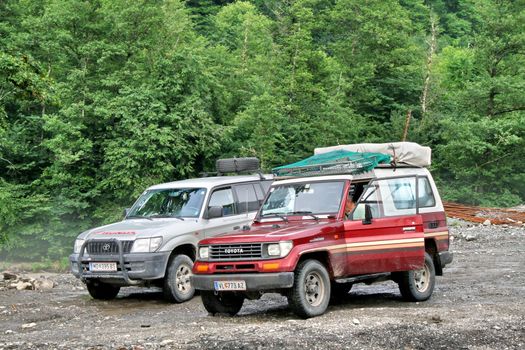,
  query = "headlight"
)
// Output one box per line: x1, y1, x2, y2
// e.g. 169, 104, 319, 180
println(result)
266, 241, 293, 258
74, 239, 85, 254
199, 246, 209, 260
267, 243, 281, 256
131, 237, 163, 253
150, 237, 163, 252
